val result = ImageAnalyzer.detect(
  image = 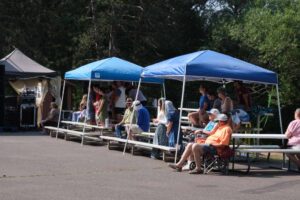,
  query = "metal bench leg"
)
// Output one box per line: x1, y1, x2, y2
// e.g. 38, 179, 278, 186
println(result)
246, 153, 251, 174
162, 152, 166, 162
81, 135, 84, 146
267, 152, 271, 162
